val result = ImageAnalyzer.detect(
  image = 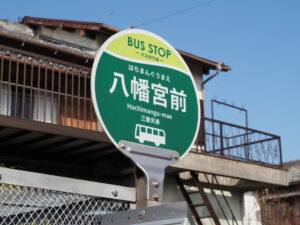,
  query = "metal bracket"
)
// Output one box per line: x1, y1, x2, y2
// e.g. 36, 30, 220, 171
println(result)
119, 141, 179, 202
